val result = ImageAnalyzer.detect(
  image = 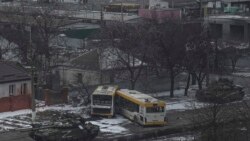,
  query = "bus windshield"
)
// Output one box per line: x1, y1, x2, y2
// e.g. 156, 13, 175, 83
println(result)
146, 106, 165, 113
93, 95, 112, 106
